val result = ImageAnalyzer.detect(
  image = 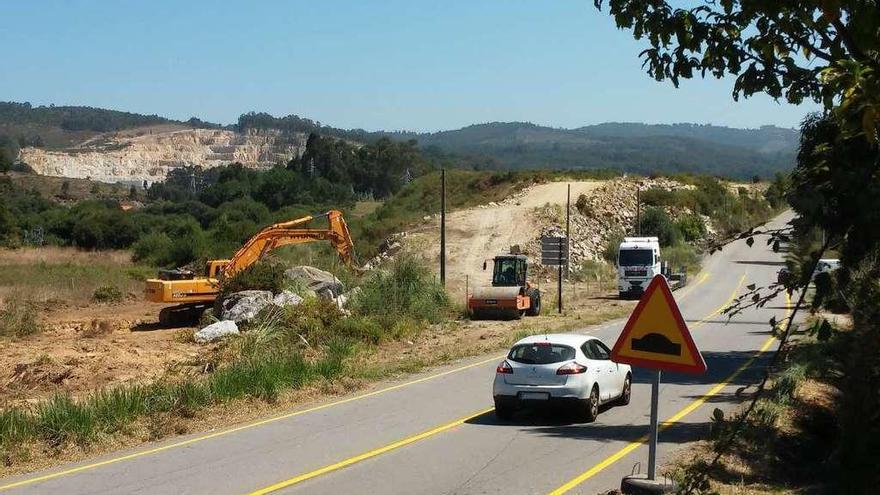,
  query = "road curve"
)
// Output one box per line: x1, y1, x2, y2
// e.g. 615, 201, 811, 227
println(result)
0, 213, 793, 495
